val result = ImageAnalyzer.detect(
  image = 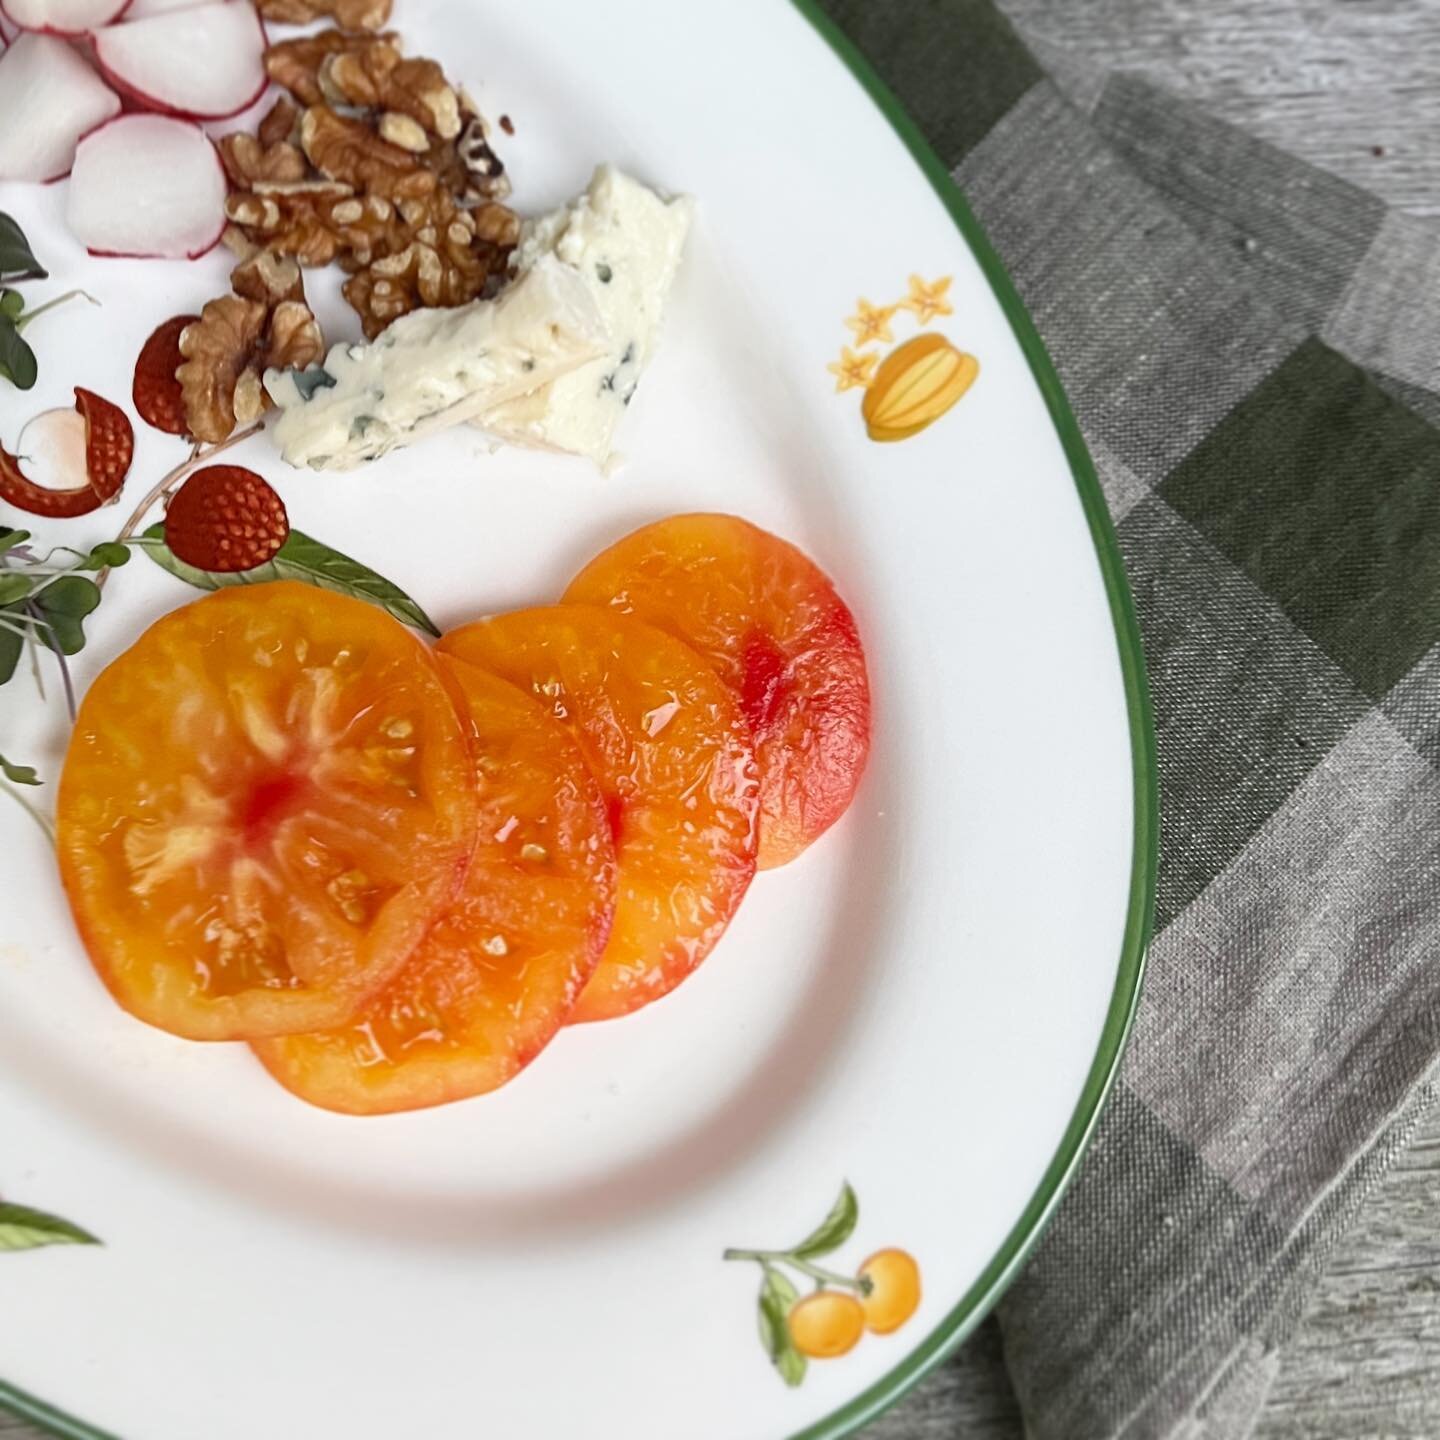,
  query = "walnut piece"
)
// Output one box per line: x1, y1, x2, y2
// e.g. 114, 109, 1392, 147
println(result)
226, 184, 404, 270
454, 115, 510, 200
178, 296, 267, 444
378, 112, 429, 153
256, 0, 392, 30
342, 193, 515, 337
319, 37, 460, 139
218, 131, 308, 187
265, 29, 398, 106
301, 104, 436, 201
257, 97, 300, 149
231, 251, 306, 306
179, 279, 323, 442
